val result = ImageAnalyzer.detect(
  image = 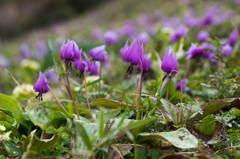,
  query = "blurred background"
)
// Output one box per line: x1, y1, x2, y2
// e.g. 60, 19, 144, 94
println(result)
0, 0, 239, 95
